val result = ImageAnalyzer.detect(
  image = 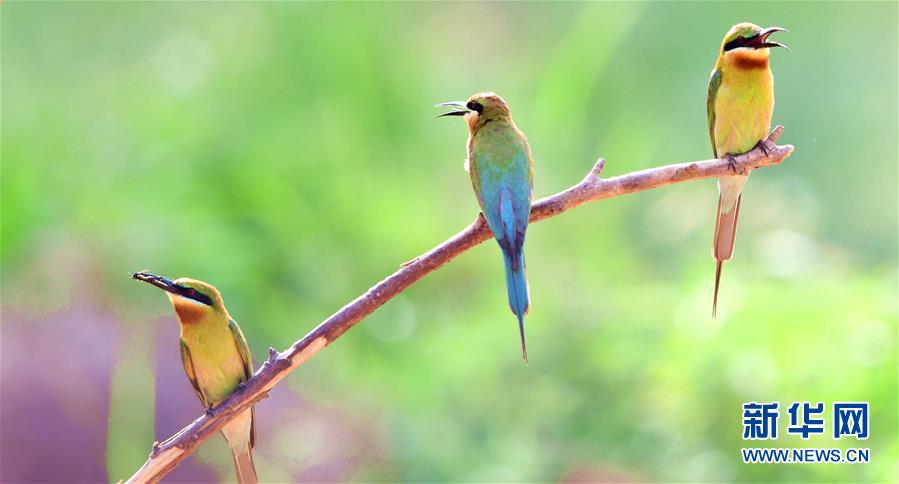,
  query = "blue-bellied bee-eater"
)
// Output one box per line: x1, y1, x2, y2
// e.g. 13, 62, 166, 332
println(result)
132, 272, 257, 483
707, 23, 787, 316
438, 92, 535, 362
